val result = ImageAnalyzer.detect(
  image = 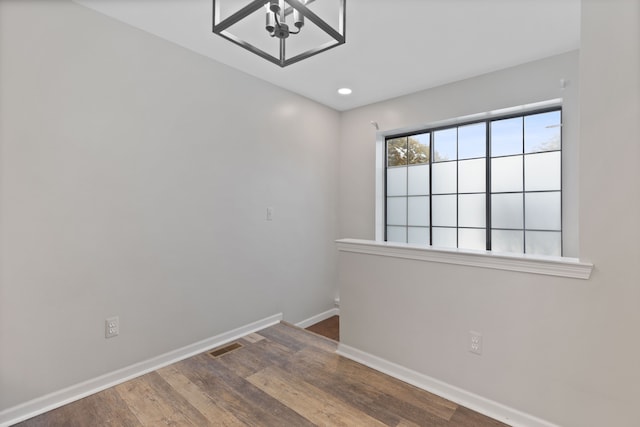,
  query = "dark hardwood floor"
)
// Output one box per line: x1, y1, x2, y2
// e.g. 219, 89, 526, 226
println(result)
15, 321, 507, 426
305, 315, 339, 341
